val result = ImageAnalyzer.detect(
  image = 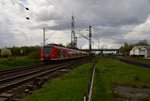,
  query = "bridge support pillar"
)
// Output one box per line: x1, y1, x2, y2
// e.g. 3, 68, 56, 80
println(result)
101, 50, 103, 55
